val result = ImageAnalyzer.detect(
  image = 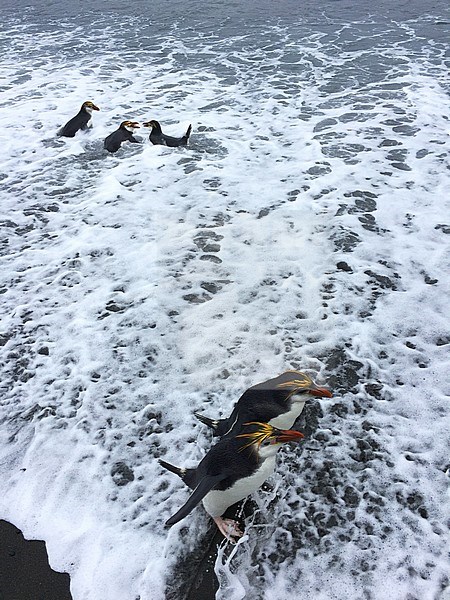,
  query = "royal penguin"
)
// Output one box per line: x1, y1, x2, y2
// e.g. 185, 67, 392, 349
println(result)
143, 119, 192, 147
58, 101, 100, 137
103, 121, 141, 153
195, 371, 332, 438
160, 421, 305, 540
